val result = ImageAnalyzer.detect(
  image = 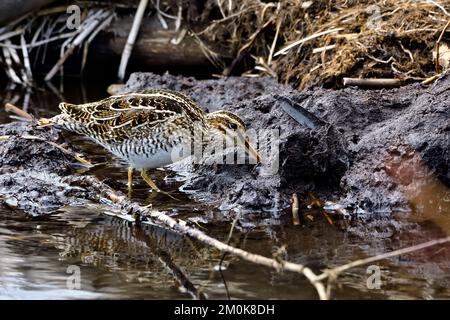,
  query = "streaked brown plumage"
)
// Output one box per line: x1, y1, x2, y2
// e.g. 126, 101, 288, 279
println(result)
42, 89, 260, 195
